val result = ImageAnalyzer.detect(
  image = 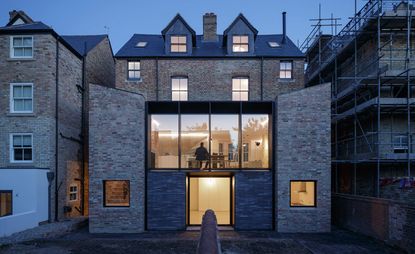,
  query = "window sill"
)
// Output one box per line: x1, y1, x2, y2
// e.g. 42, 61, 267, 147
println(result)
7, 58, 35, 62
126, 78, 143, 83
278, 78, 296, 83
7, 113, 35, 117
9, 162, 34, 166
